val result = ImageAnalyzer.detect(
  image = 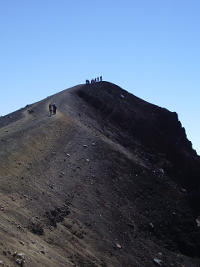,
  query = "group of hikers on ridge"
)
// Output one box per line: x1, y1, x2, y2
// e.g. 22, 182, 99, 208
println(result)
49, 103, 57, 116
86, 76, 102, 84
